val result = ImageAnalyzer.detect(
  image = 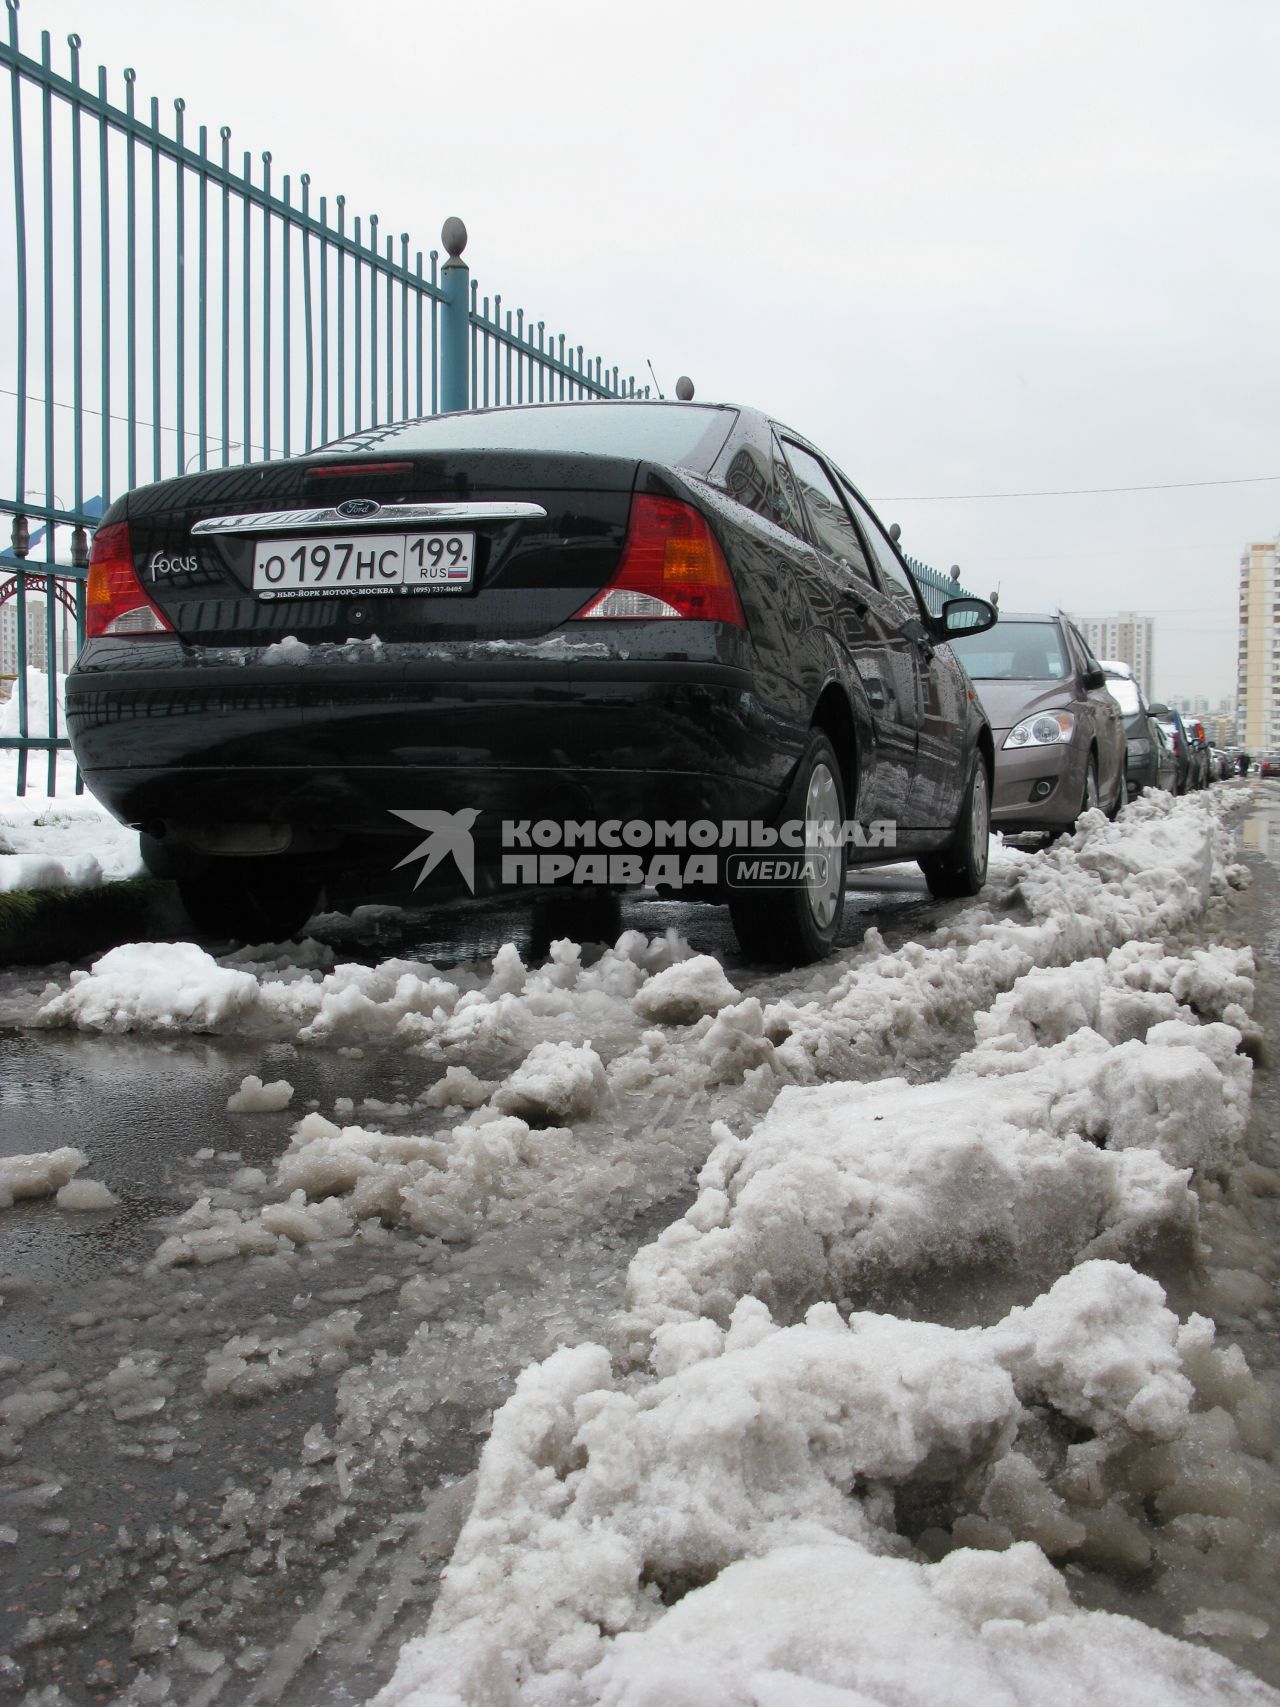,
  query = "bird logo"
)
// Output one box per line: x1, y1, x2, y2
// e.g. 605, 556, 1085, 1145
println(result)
389, 807, 481, 892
